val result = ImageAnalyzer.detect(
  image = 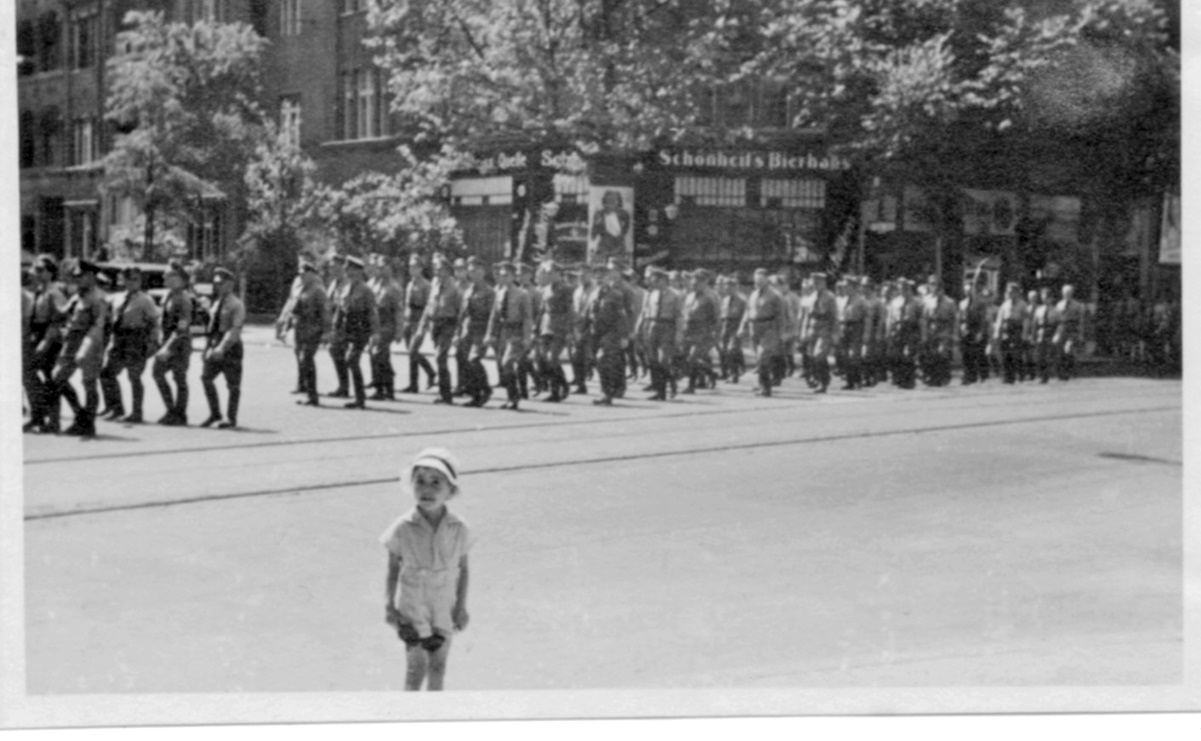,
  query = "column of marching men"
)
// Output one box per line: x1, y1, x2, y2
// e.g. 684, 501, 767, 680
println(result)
21, 251, 1095, 438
